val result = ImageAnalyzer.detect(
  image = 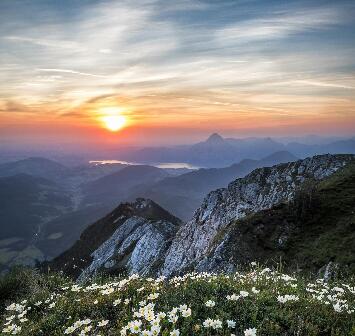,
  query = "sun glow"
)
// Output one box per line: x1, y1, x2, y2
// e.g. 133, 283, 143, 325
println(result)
101, 115, 127, 132
98, 107, 128, 132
